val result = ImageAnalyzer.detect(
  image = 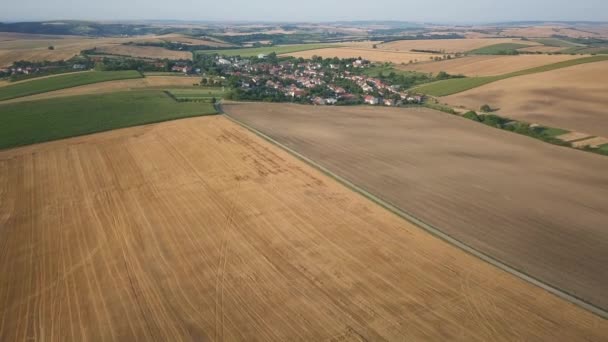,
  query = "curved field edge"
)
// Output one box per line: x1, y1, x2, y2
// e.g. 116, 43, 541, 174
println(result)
194, 44, 335, 57
413, 55, 608, 96
222, 109, 608, 320
0, 90, 217, 149
0, 70, 144, 101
